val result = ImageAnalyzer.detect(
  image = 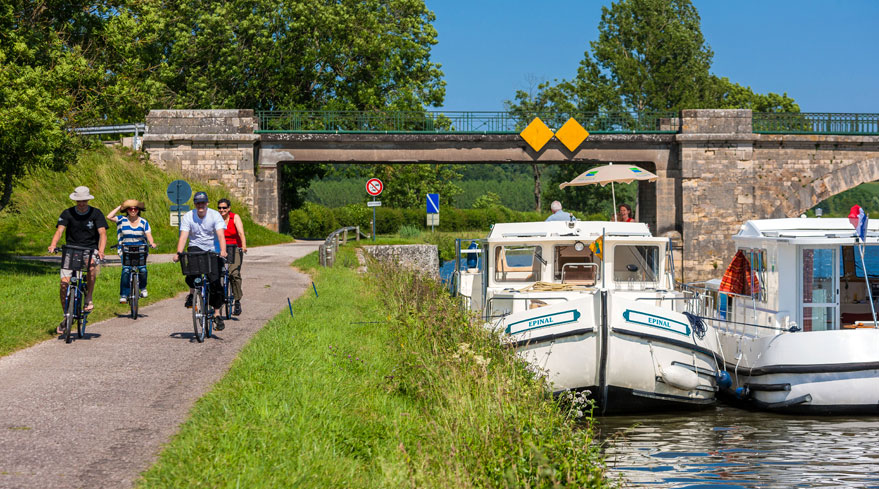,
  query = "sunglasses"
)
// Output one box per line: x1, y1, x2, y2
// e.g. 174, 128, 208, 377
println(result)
127, 207, 139, 211
218, 206, 229, 210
